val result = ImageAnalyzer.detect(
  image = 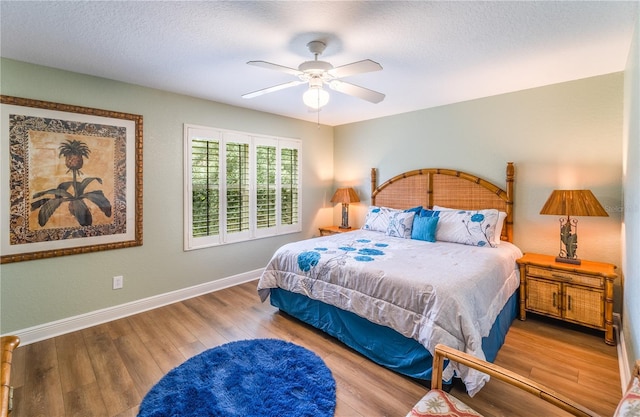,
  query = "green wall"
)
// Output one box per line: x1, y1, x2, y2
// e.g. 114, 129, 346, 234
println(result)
1, 57, 633, 362
0, 58, 335, 333
334, 73, 624, 306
